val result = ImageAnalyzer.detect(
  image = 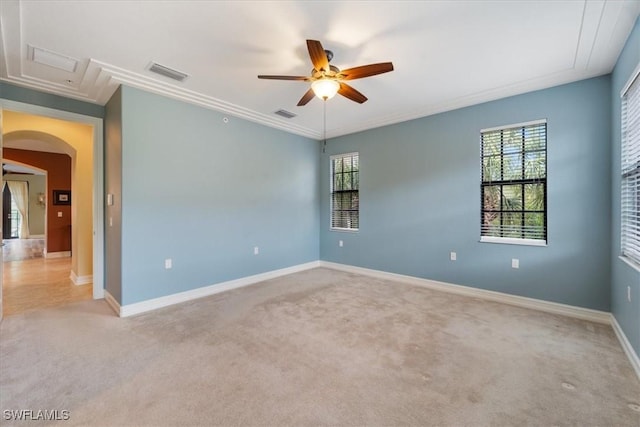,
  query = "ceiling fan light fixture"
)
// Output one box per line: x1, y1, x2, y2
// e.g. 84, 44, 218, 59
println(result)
311, 79, 340, 100
258, 40, 393, 105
